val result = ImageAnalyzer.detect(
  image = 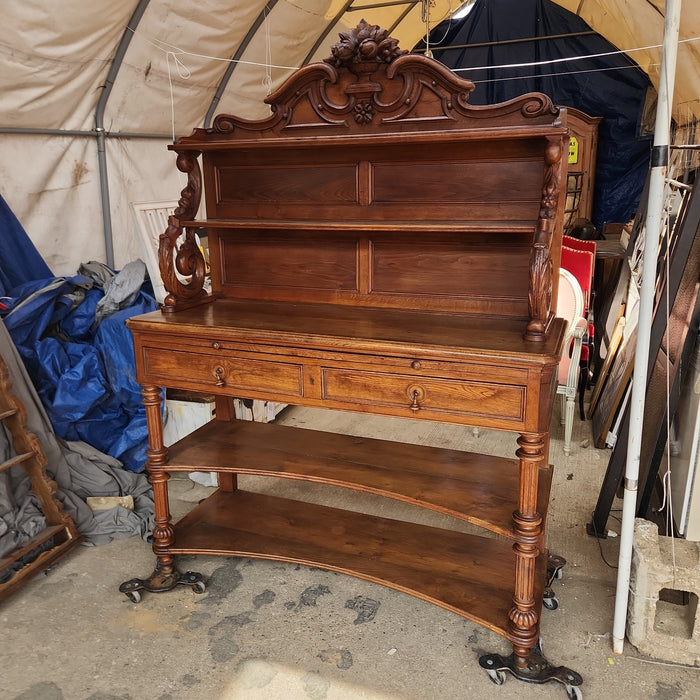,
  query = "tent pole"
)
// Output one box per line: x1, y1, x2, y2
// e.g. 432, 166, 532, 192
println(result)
612, 0, 682, 655
203, 0, 281, 129
94, 0, 151, 269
